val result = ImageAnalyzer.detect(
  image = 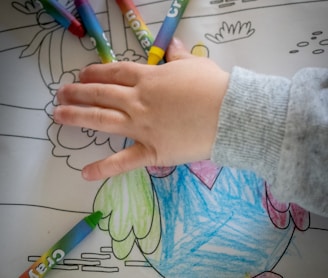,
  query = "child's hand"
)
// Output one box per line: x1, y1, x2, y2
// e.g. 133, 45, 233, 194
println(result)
54, 38, 230, 180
